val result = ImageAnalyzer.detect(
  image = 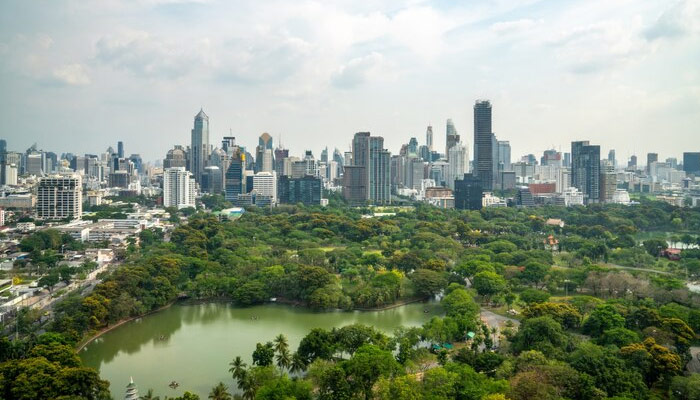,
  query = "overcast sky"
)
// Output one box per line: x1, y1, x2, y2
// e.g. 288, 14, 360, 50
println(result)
1, 0, 698, 163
